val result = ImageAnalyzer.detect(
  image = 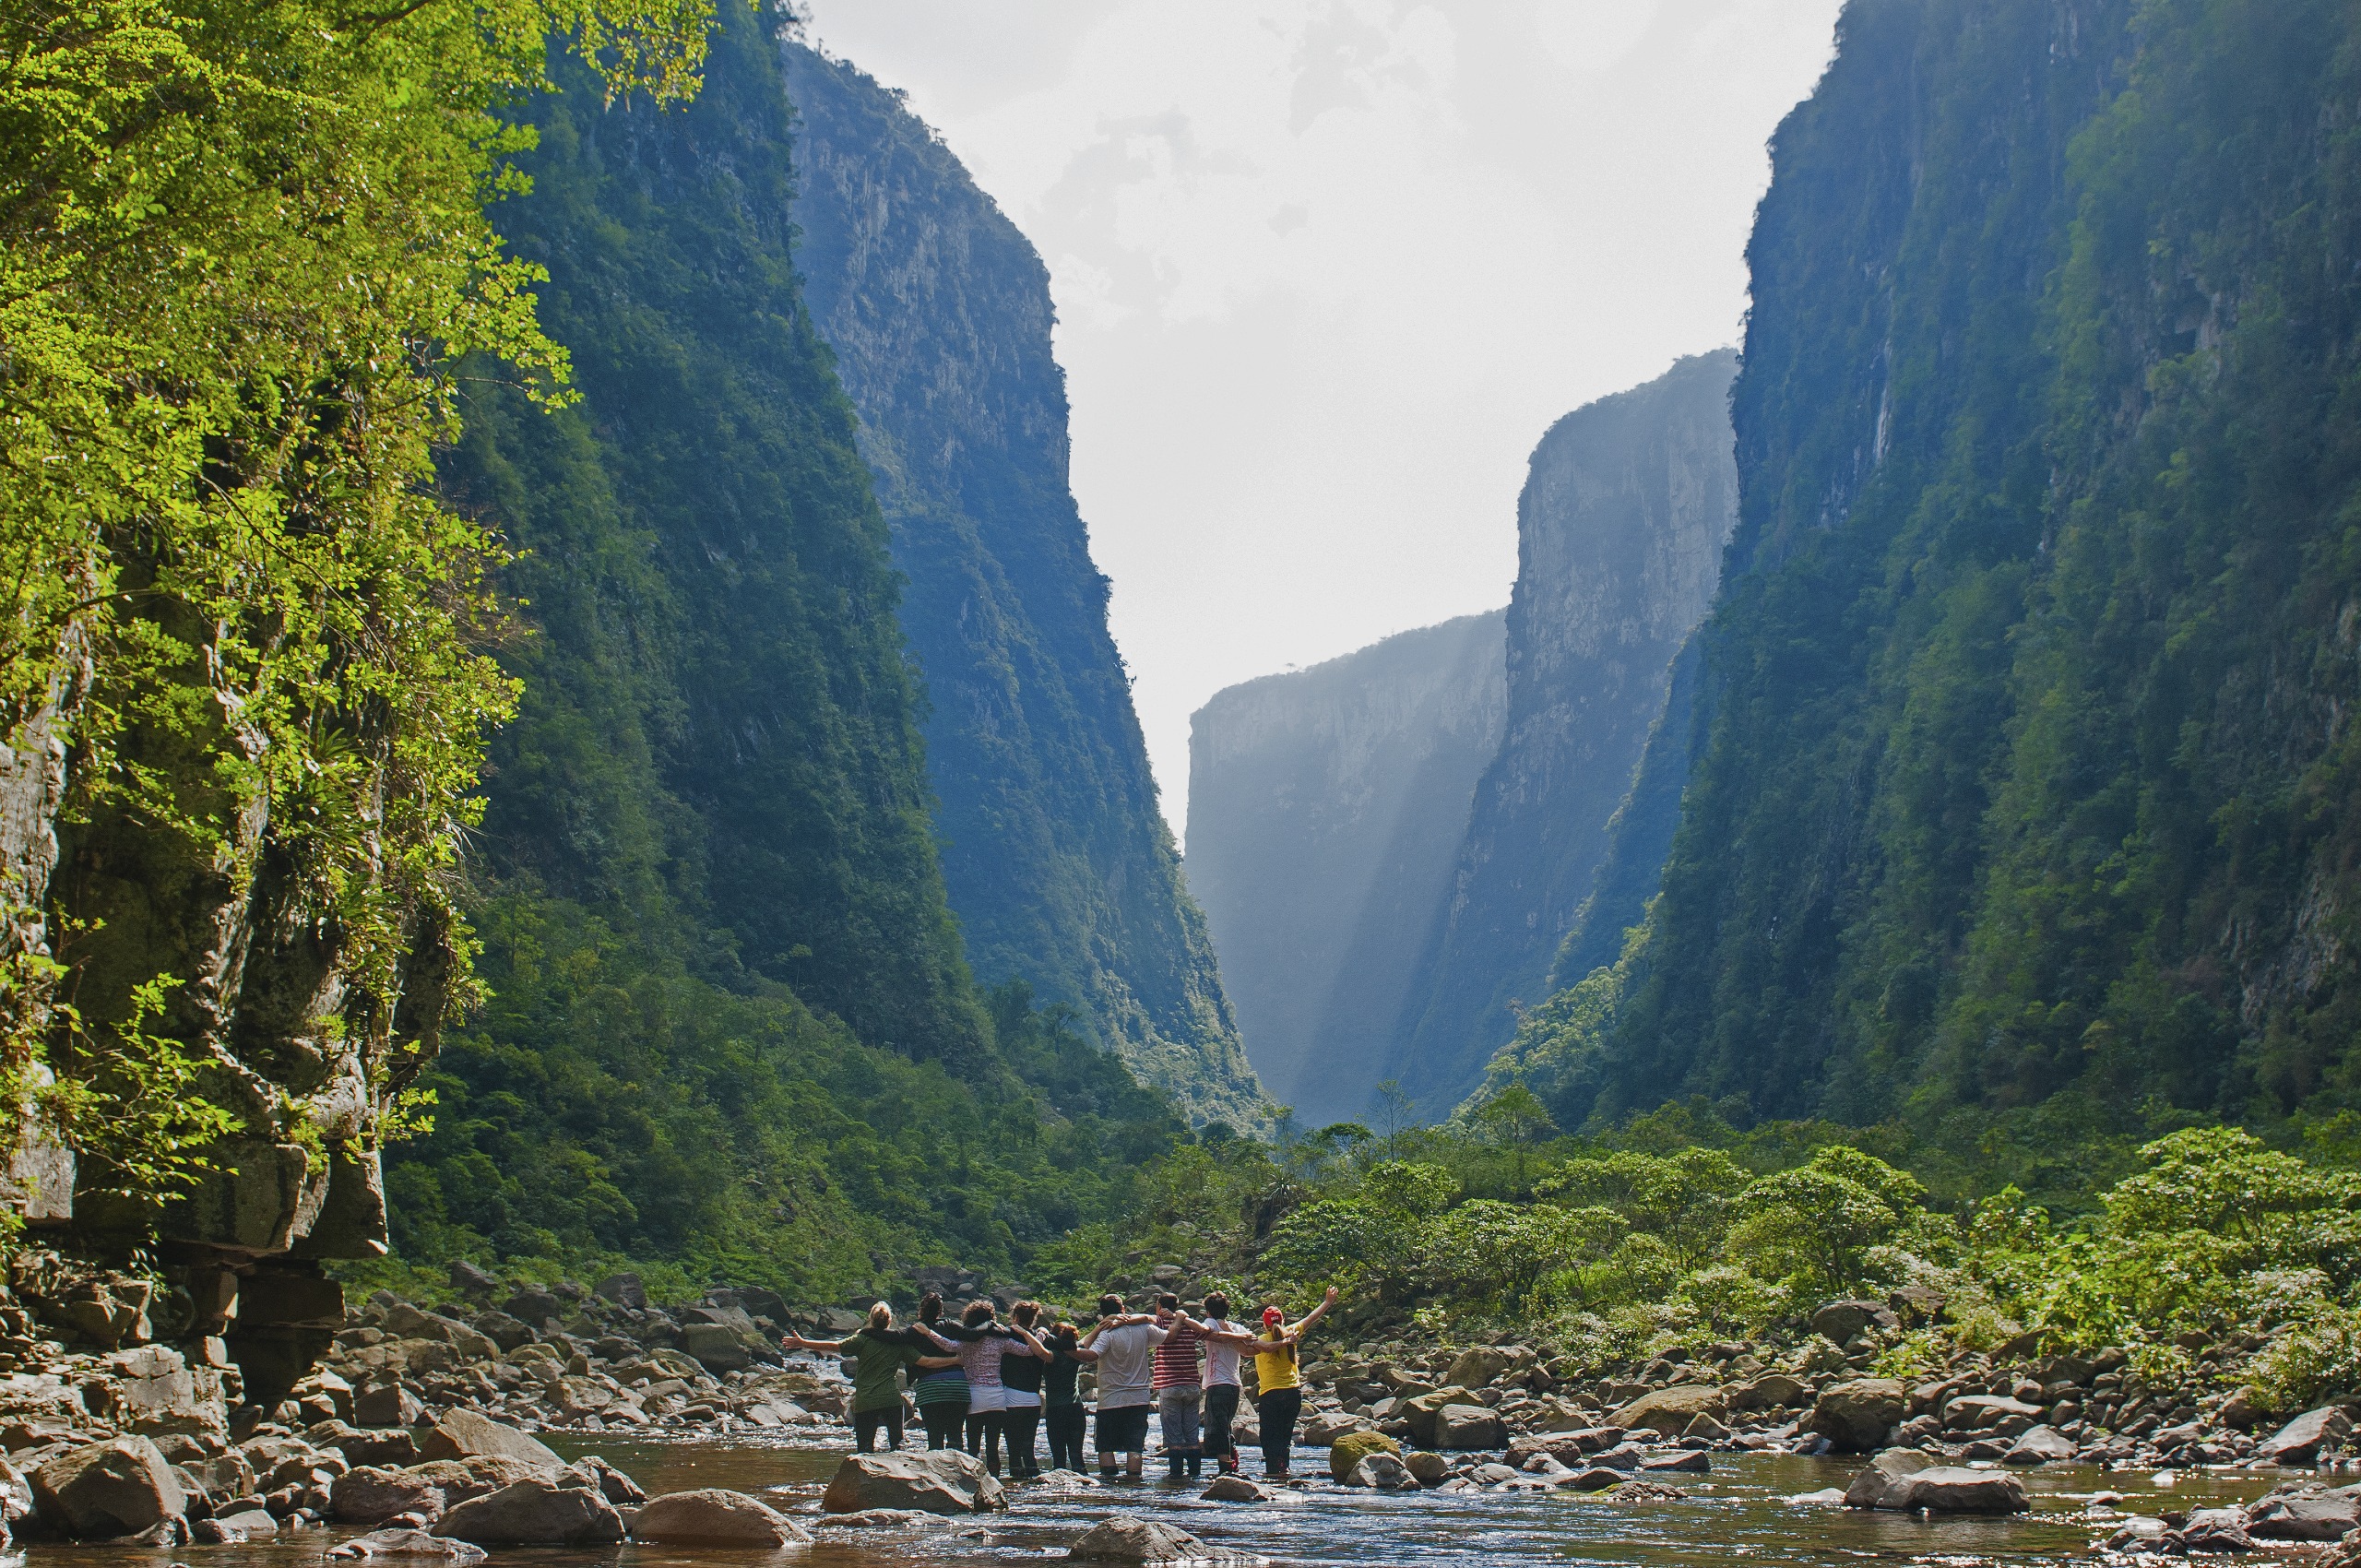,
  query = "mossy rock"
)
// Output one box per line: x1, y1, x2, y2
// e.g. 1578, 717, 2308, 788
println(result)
1329, 1430, 1402, 1481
